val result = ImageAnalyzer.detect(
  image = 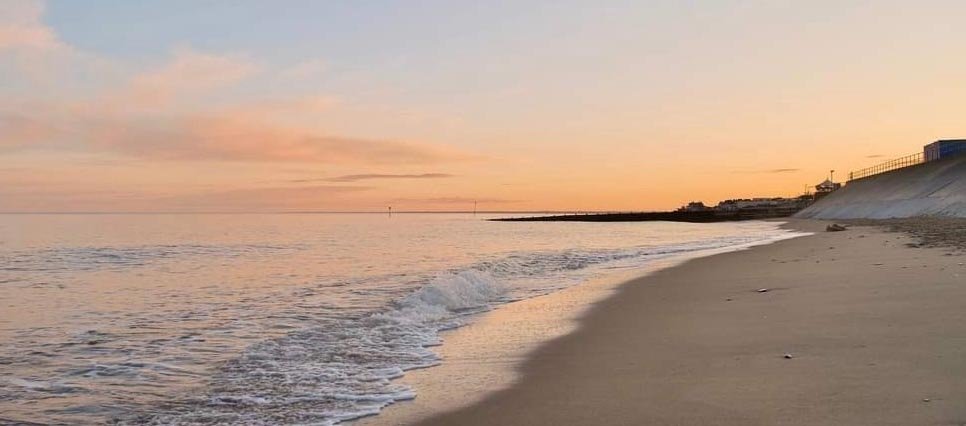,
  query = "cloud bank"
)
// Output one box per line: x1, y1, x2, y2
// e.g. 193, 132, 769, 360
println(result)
293, 173, 455, 183
0, 4, 470, 167
390, 196, 524, 204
